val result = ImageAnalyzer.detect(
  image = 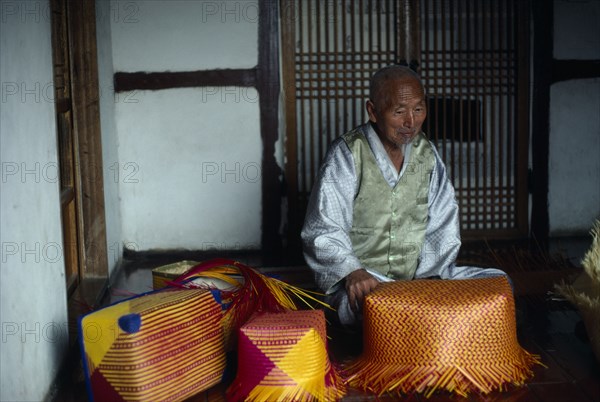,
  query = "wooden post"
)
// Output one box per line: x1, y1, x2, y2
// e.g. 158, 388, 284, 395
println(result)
398, 0, 421, 70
